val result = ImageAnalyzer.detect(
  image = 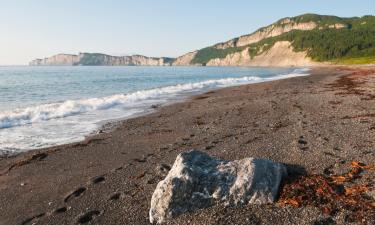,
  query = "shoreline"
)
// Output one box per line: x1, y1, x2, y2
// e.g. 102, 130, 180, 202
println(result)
0, 67, 310, 158
1, 65, 374, 224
